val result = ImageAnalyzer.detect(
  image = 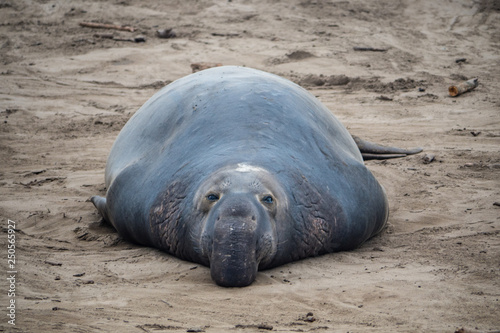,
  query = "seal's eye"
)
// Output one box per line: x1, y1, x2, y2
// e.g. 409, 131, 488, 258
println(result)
262, 195, 274, 204
206, 193, 219, 202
